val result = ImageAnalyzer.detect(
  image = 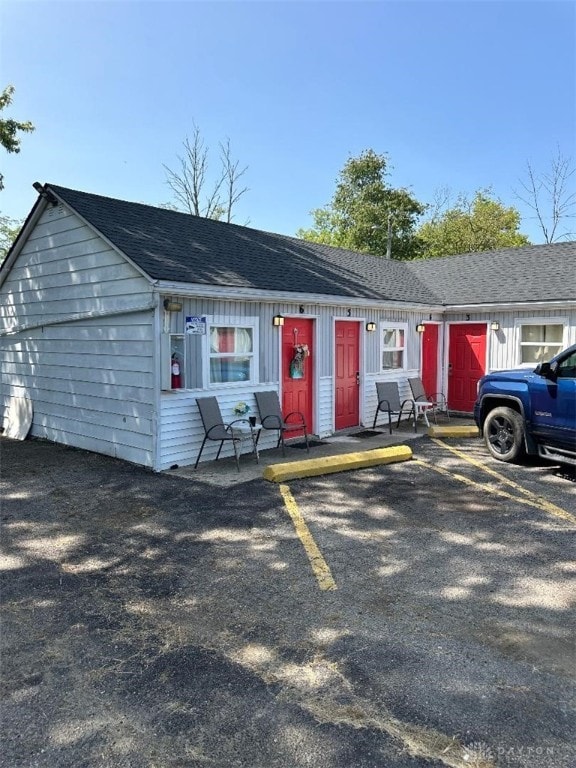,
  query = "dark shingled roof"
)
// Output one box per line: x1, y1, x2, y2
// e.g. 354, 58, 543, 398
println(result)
47, 185, 438, 305
47, 185, 575, 306
406, 242, 576, 305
